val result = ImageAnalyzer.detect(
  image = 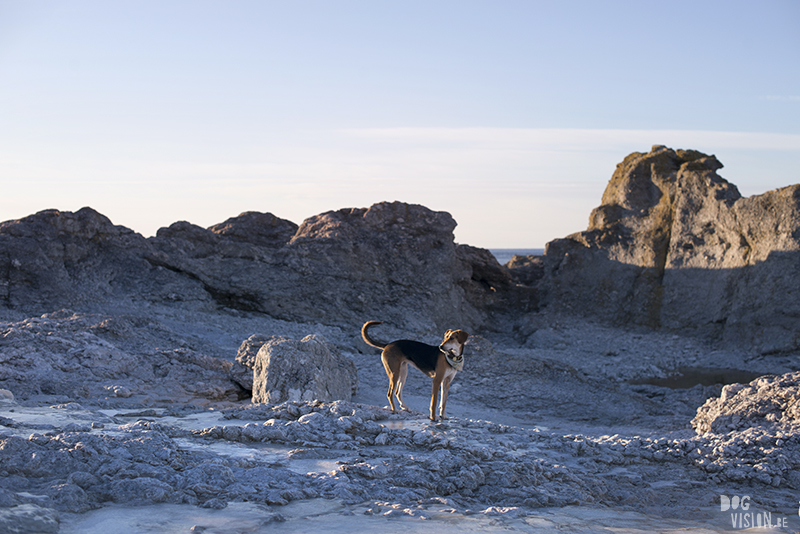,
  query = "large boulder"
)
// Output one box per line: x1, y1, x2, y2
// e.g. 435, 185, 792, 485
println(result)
208, 211, 298, 248
540, 146, 800, 352
251, 335, 357, 404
